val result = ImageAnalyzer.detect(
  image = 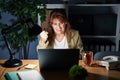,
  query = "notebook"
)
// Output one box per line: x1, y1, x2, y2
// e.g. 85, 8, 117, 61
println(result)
5, 70, 44, 80
37, 49, 79, 71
